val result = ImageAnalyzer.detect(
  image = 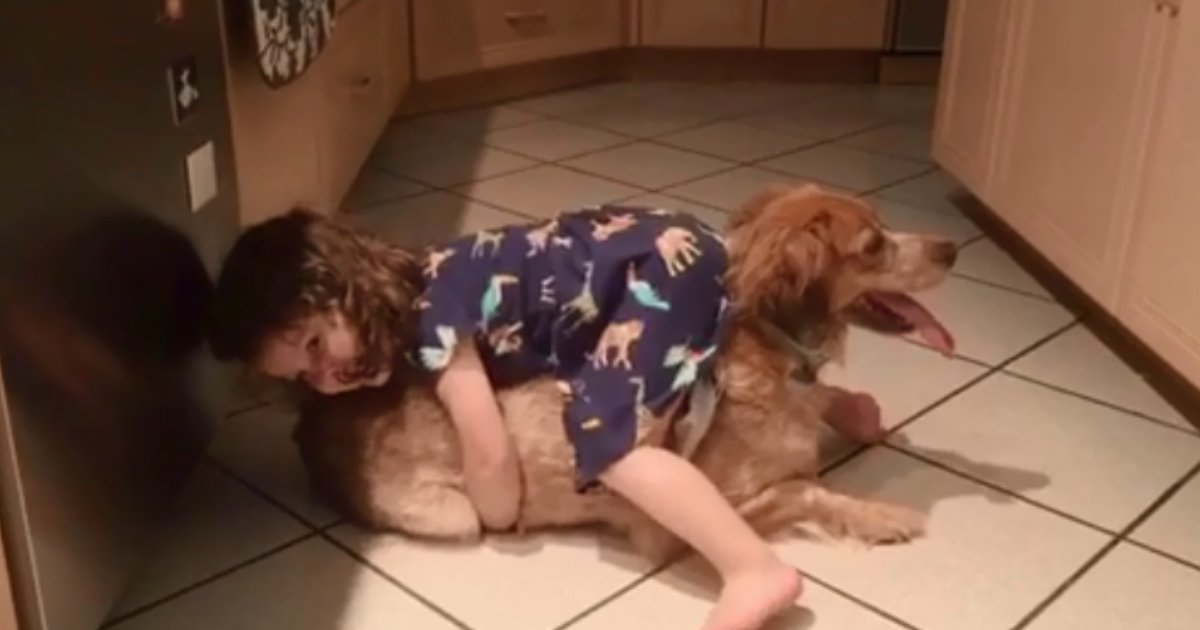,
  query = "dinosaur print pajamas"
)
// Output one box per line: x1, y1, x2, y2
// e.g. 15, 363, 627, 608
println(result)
415, 205, 730, 489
